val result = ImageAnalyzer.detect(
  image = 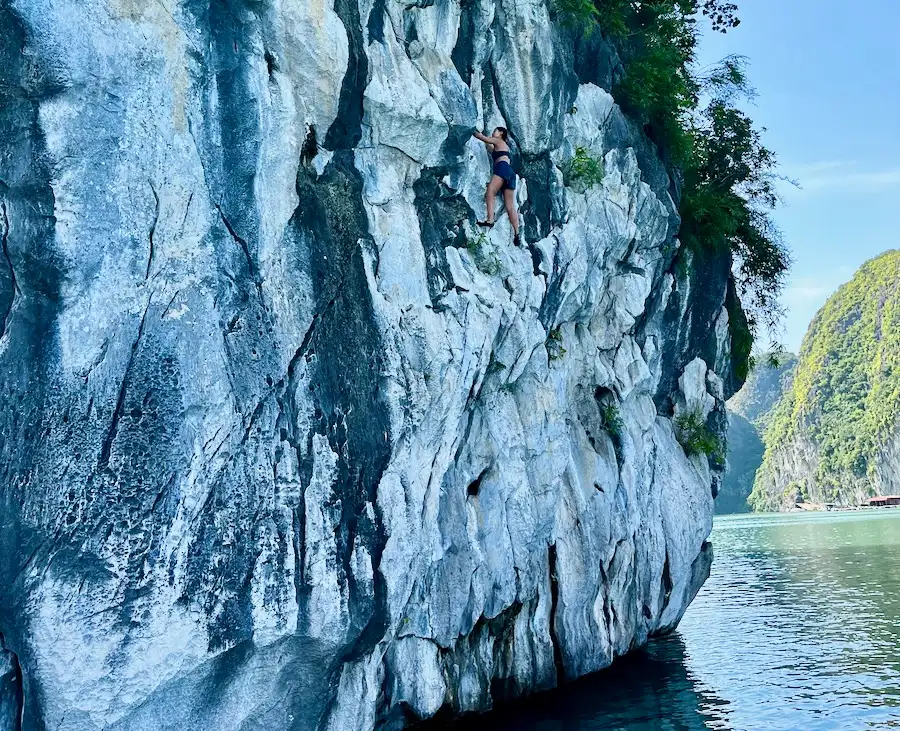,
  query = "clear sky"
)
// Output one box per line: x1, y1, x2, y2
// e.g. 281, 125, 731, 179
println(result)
695, 0, 900, 353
